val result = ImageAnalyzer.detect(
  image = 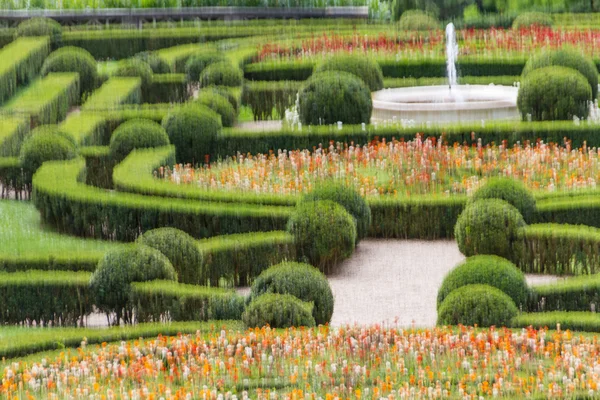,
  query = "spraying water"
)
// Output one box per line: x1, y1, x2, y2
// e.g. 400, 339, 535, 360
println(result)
445, 23, 458, 89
